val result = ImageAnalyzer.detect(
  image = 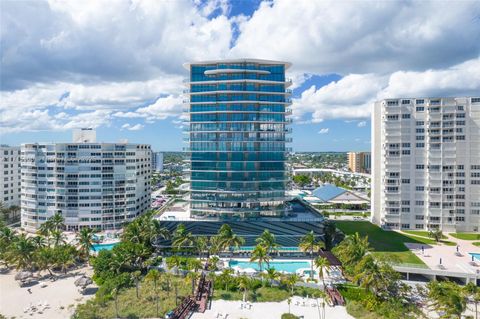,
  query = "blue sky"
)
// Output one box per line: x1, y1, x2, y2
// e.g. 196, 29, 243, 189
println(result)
1, 0, 479, 151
